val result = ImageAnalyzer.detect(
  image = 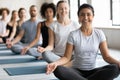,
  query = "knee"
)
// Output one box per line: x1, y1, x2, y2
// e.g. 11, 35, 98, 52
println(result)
54, 66, 63, 76
28, 48, 42, 57
42, 51, 50, 59
28, 48, 36, 54
110, 64, 119, 72
11, 46, 20, 53
42, 51, 51, 63
11, 45, 23, 54
109, 64, 120, 77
